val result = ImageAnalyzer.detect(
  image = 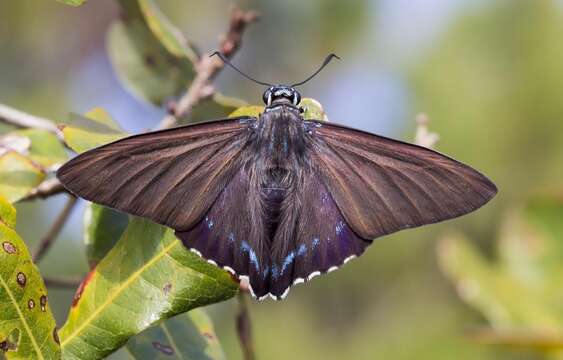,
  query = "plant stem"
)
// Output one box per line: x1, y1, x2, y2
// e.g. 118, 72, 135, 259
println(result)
0, 103, 63, 140
156, 8, 259, 130
22, 178, 67, 201
236, 287, 256, 360
33, 195, 78, 263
